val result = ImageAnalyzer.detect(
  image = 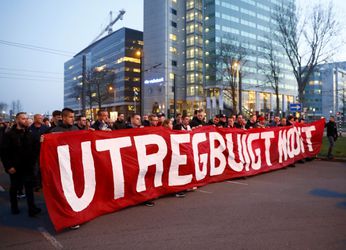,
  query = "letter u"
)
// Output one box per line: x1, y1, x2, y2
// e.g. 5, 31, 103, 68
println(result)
57, 141, 96, 212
